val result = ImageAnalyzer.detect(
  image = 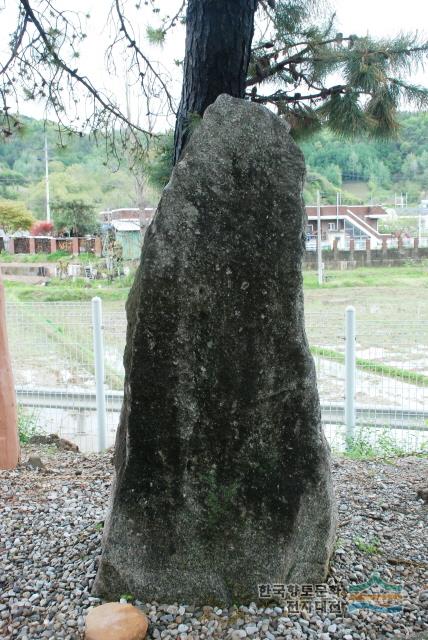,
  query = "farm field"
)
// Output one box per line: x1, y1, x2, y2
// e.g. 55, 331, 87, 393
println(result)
3, 263, 428, 452
4, 264, 428, 386
1, 262, 428, 303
